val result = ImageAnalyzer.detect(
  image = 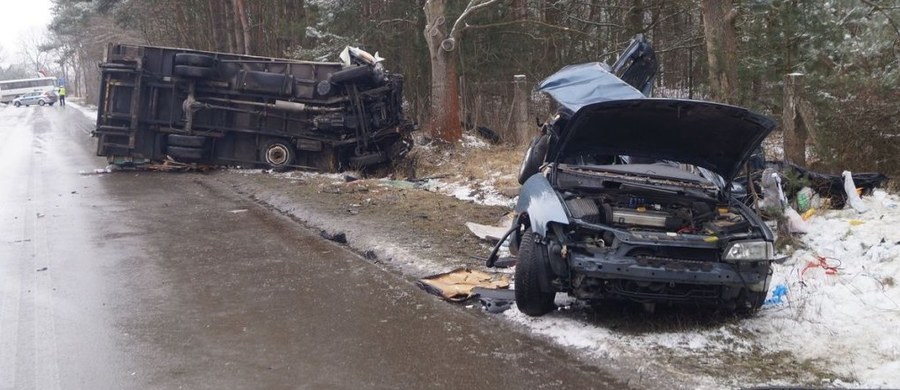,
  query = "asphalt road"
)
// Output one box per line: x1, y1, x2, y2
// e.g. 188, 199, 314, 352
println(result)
0, 104, 622, 389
